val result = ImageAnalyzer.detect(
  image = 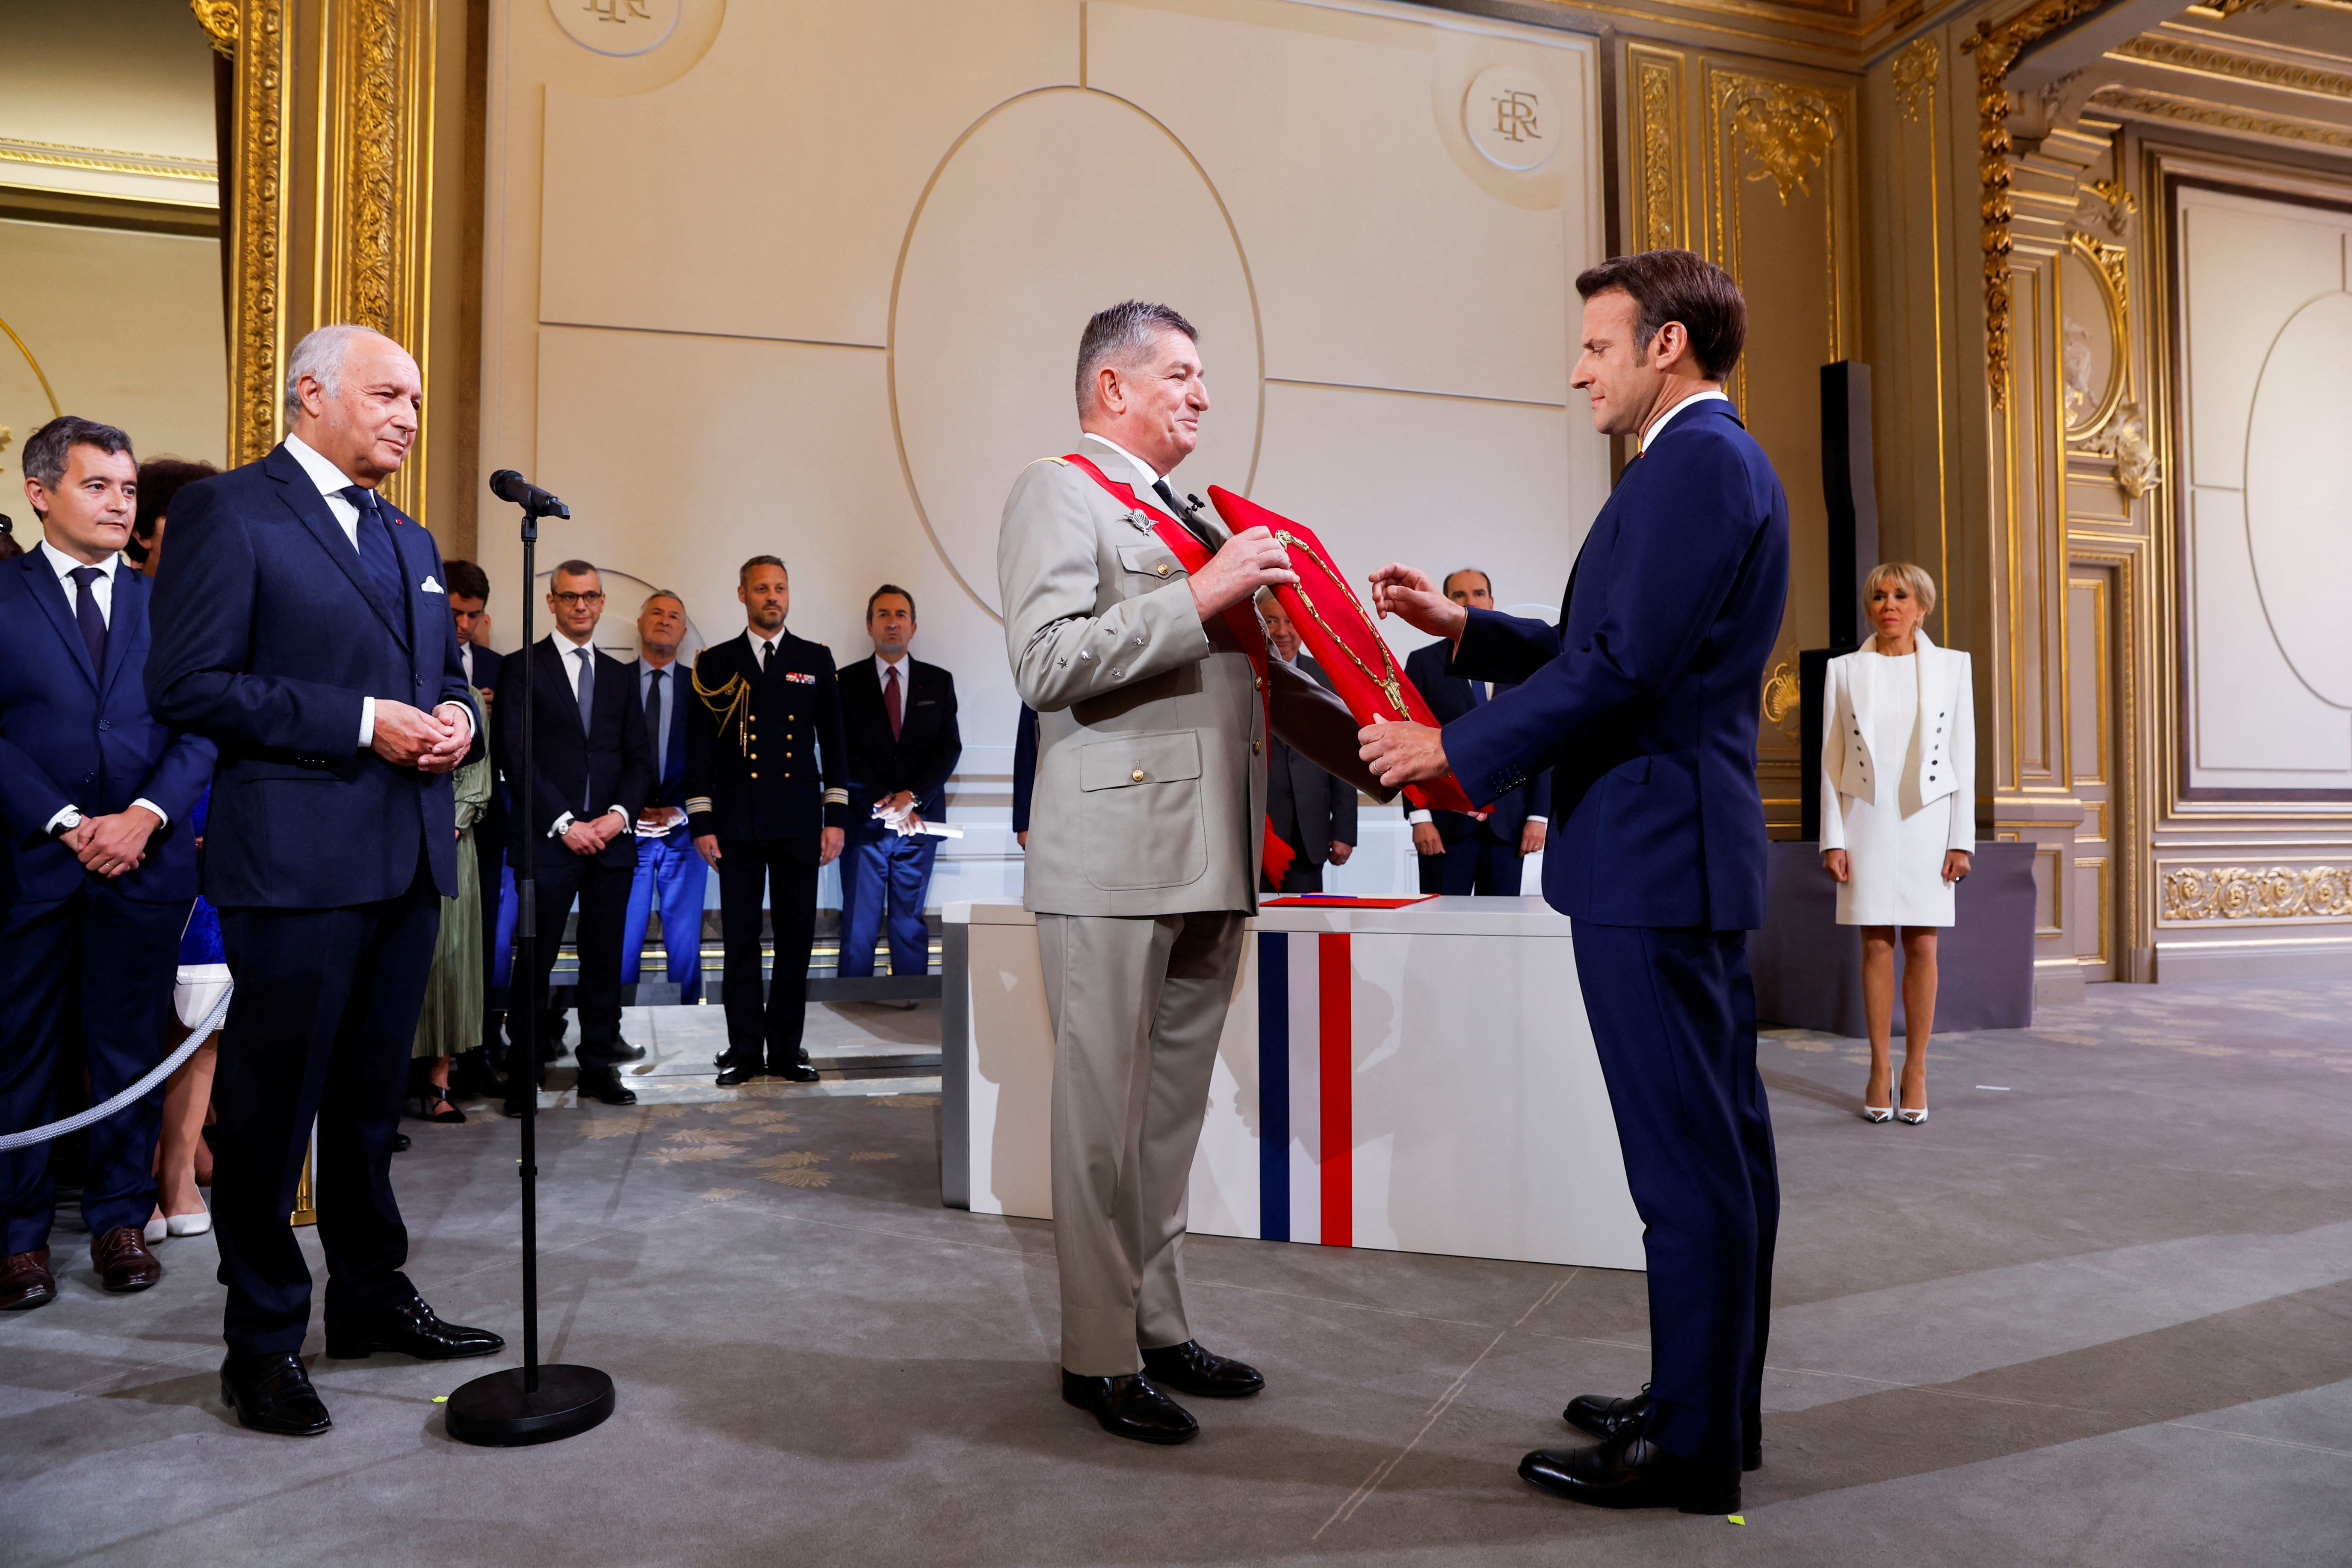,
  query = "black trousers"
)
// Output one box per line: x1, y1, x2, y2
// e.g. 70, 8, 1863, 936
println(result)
520, 854, 632, 1070
717, 836, 818, 1068
213, 860, 441, 1355
0, 881, 180, 1254
1416, 829, 1521, 896
1570, 921, 1777, 1473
